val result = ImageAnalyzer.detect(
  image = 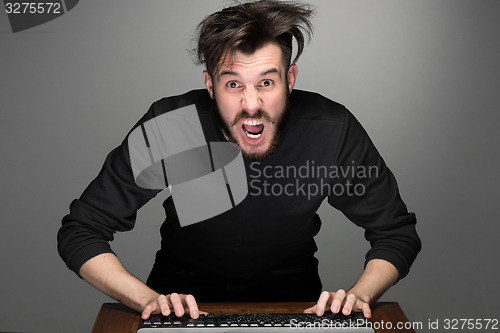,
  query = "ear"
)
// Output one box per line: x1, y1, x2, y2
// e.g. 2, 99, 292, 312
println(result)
287, 64, 299, 93
203, 70, 214, 99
